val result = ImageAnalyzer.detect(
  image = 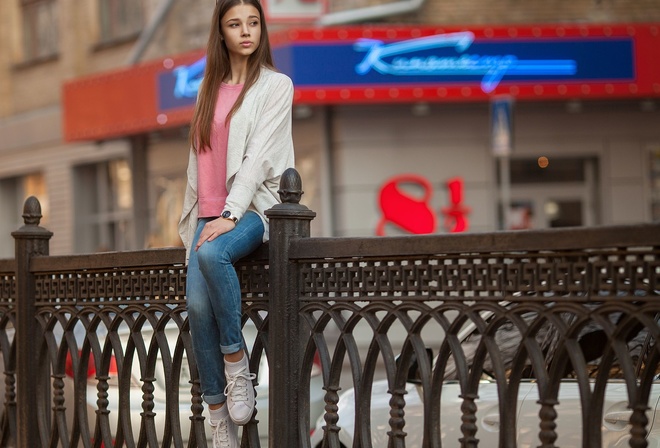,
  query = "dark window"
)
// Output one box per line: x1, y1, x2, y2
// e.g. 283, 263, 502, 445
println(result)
98, 0, 143, 42
508, 157, 586, 184
21, 0, 58, 60
548, 200, 582, 228
74, 160, 134, 253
